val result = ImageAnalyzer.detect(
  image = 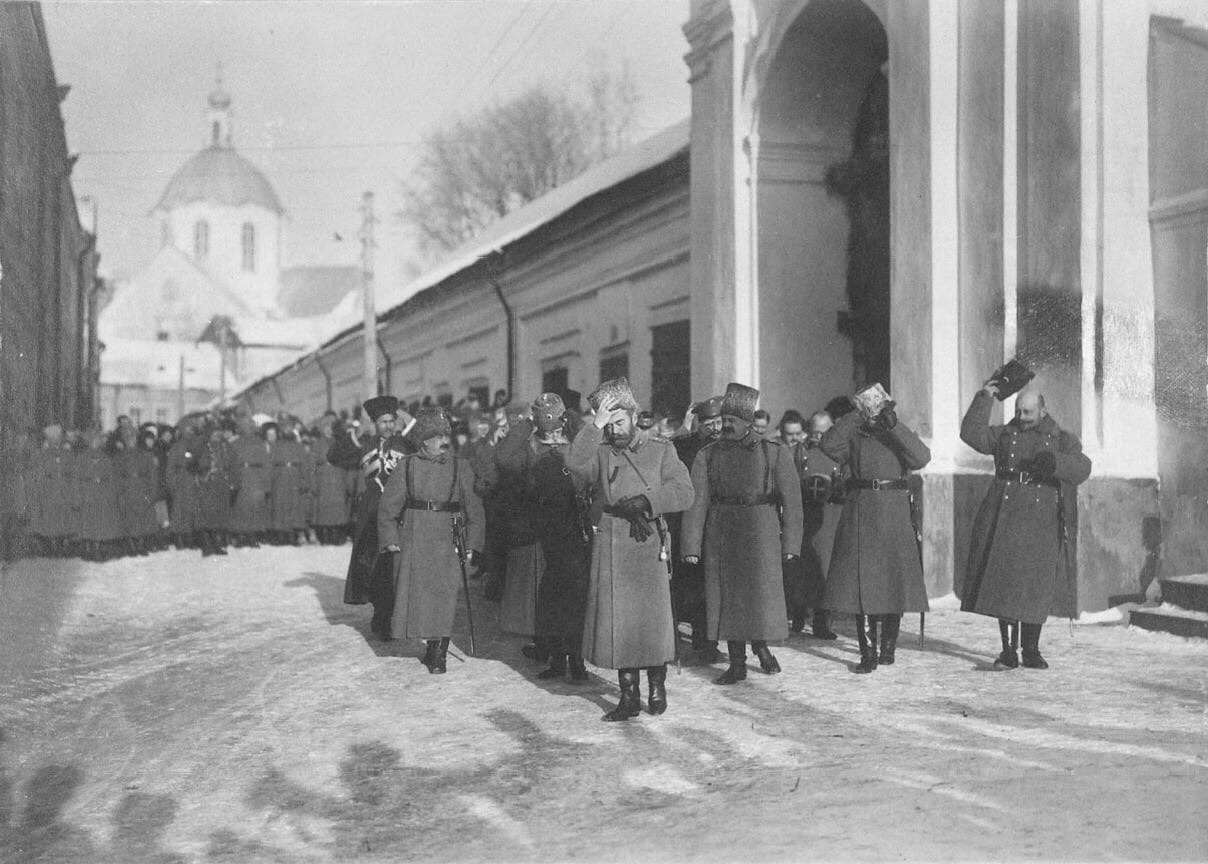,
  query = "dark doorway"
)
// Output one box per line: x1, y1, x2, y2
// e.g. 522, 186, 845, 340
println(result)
599, 351, 629, 385
542, 366, 568, 396
650, 320, 690, 418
